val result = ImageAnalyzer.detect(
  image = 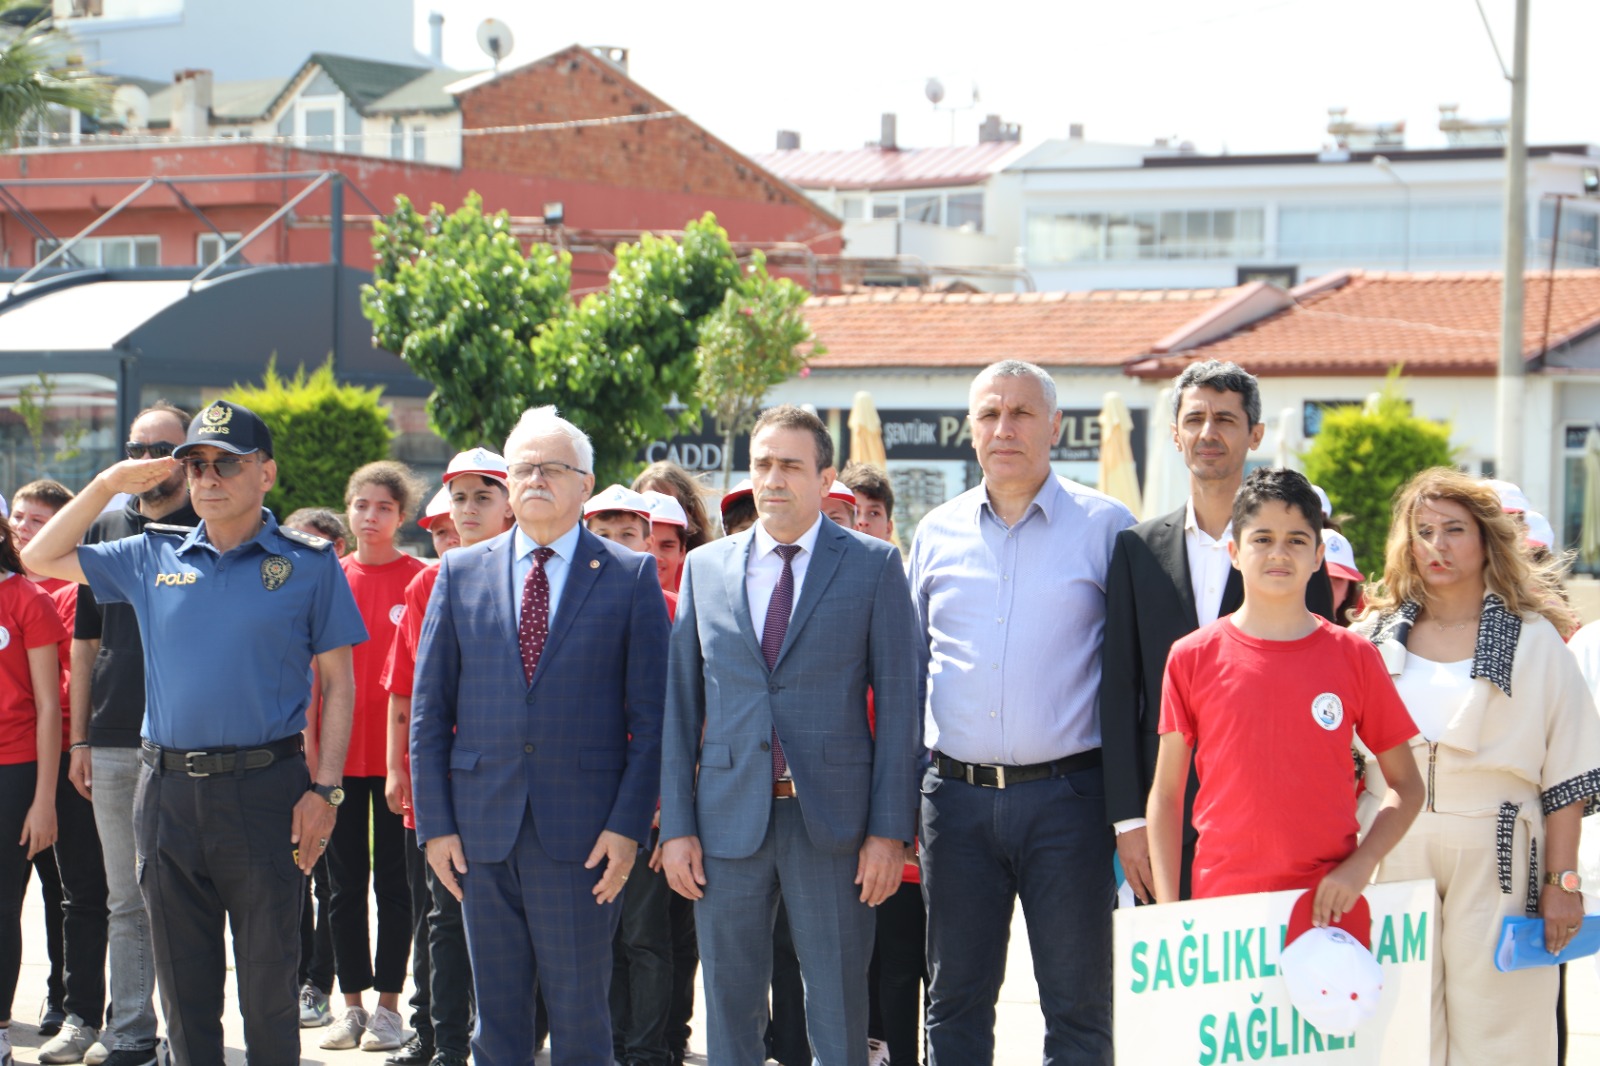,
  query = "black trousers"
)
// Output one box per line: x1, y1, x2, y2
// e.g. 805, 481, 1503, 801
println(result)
424, 843, 476, 1054
666, 889, 697, 1060
135, 750, 307, 1066
297, 853, 334, 994
326, 776, 411, 994
405, 828, 432, 1041
49, 755, 108, 1027
0, 762, 39, 1022
610, 856, 674, 1065
27, 838, 64, 1015
868, 879, 927, 1065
